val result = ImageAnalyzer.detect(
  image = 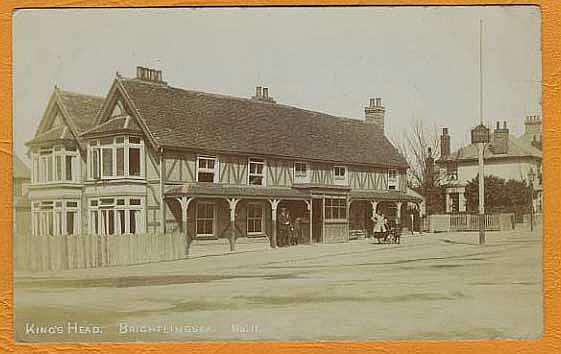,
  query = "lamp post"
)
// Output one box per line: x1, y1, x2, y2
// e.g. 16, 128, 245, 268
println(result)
528, 169, 535, 232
